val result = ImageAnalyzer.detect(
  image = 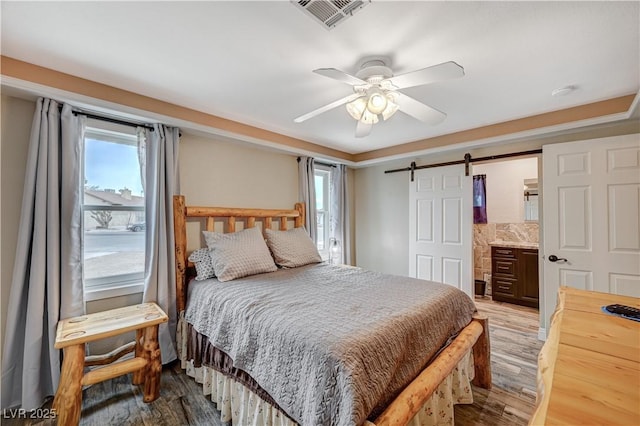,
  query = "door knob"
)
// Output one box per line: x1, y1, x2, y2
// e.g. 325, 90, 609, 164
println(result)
548, 255, 568, 263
